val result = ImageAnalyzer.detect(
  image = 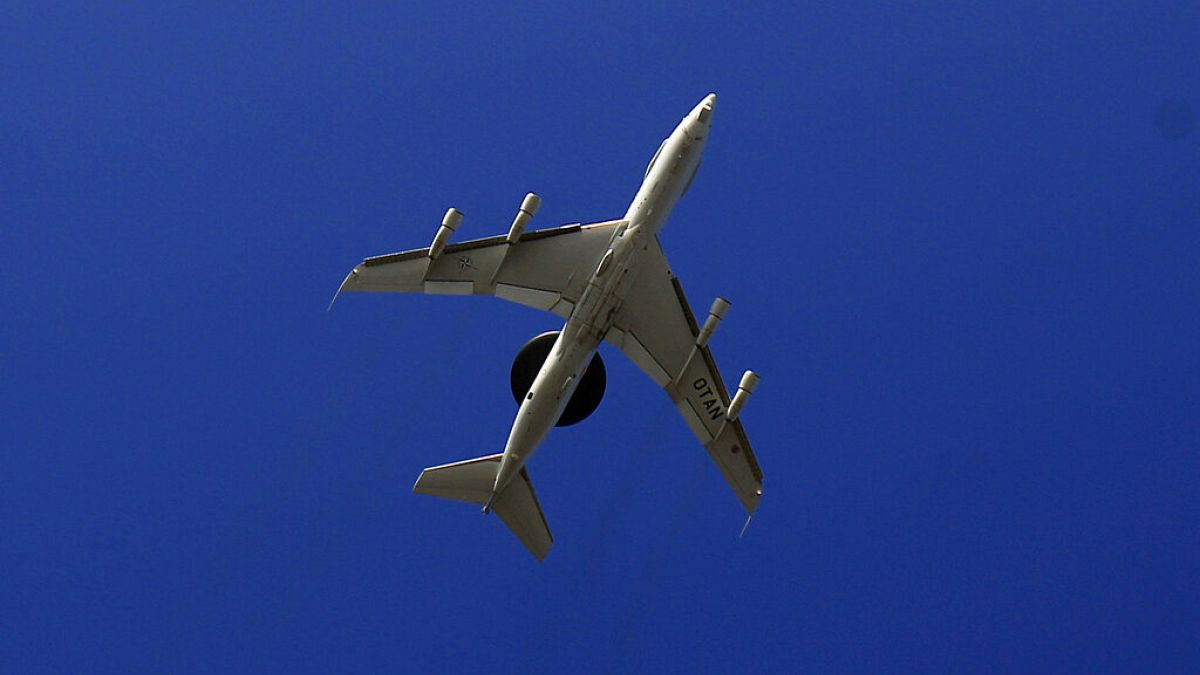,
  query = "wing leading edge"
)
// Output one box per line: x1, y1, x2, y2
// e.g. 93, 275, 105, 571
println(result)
606, 239, 764, 514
